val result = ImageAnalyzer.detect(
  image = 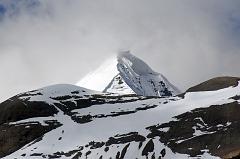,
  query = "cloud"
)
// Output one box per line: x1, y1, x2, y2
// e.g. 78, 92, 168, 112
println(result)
0, 0, 240, 101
